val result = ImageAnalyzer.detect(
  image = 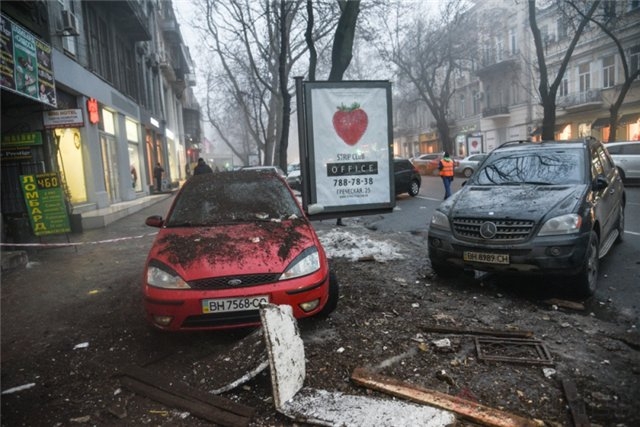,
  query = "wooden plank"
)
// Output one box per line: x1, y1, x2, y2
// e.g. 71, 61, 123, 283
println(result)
351, 367, 546, 427
421, 325, 534, 339
561, 379, 590, 427
118, 365, 254, 426
120, 377, 250, 426
544, 299, 585, 311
